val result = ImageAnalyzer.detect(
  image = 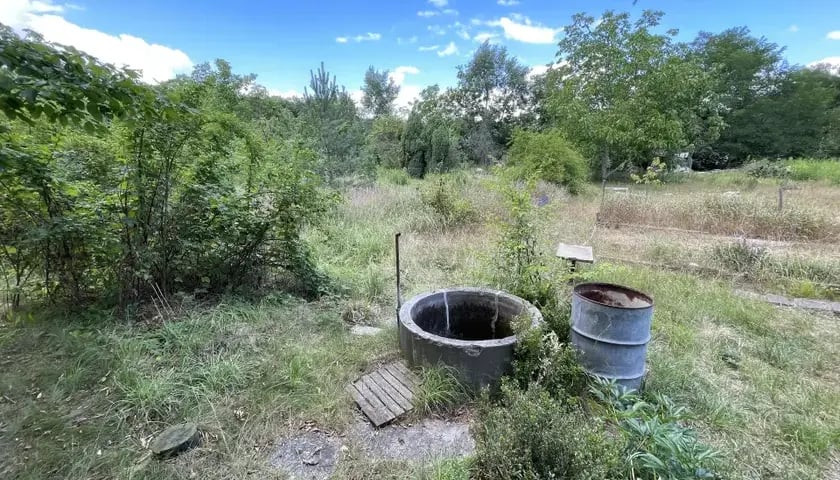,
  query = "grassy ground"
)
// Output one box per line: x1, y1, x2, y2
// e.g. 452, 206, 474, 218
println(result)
1, 167, 839, 479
